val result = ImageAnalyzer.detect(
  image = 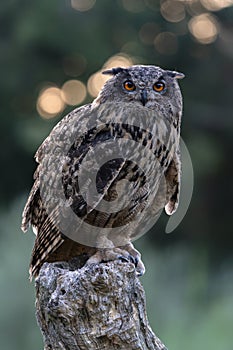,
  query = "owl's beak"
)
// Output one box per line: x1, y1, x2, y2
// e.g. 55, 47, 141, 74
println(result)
140, 90, 148, 106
